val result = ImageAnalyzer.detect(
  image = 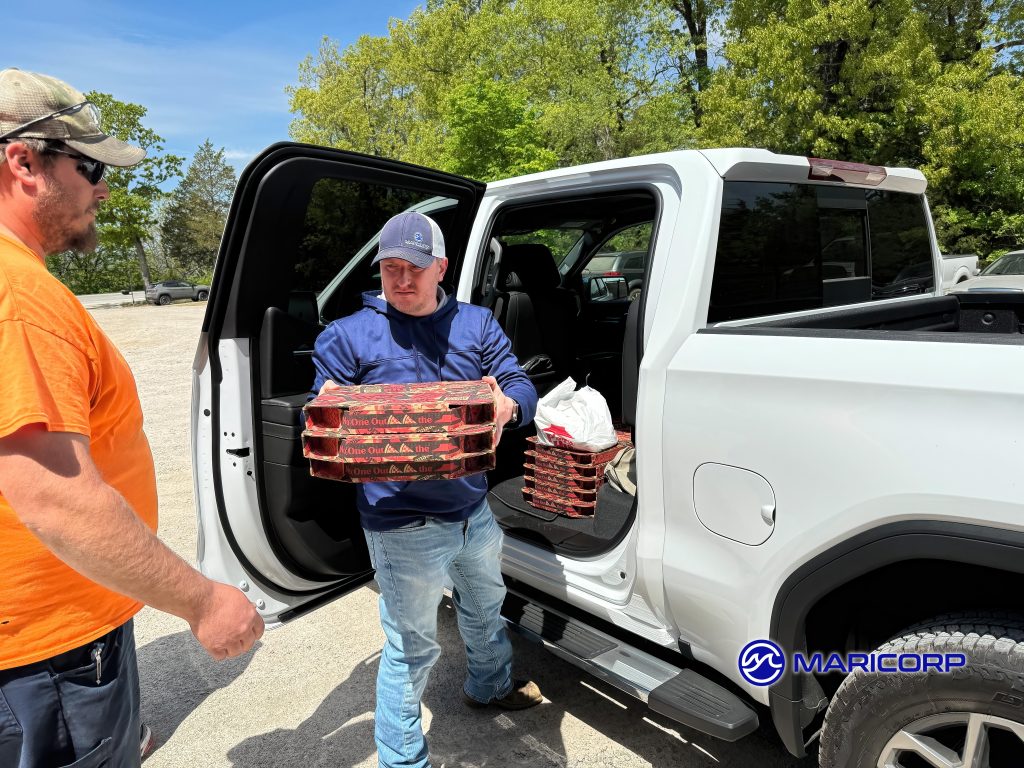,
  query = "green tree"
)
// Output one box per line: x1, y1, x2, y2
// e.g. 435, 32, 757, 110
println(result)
287, 0, 699, 172
88, 92, 182, 288
44, 94, 181, 292
921, 57, 1024, 253
46, 247, 138, 295
440, 78, 558, 180
699, 0, 1024, 256
160, 140, 237, 279
287, 0, 1023, 257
